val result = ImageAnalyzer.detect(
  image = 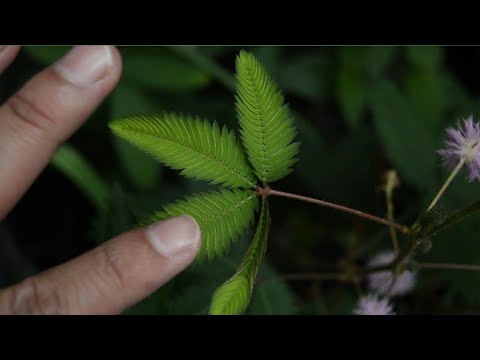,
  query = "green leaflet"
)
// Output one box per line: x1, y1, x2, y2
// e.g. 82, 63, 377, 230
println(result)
235, 50, 299, 183
144, 189, 259, 261
110, 83, 162, 191
209, 197, 270, 315
109, 113, 256, 188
